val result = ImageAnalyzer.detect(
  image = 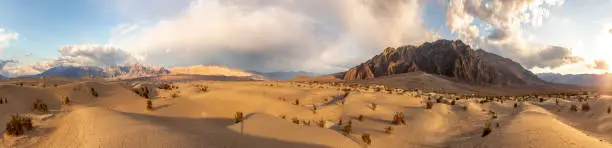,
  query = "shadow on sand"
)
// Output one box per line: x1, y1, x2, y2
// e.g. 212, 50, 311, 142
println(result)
117, 111, 330, 148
